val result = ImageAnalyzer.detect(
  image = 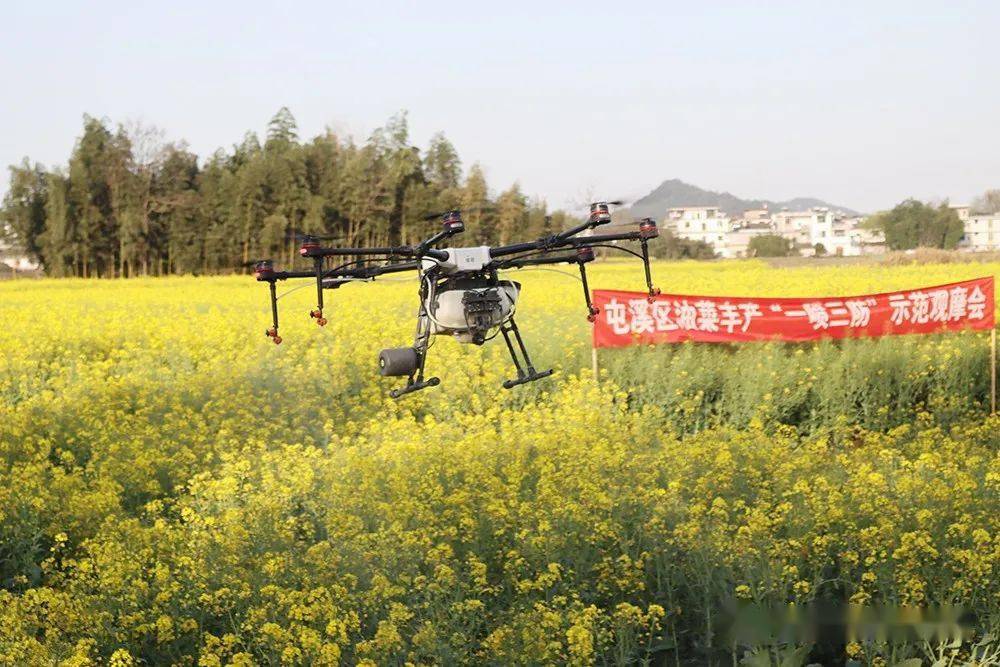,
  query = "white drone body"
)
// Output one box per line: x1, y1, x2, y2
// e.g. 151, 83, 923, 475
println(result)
422, 245, 493, 274
420, 246, 519, 344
